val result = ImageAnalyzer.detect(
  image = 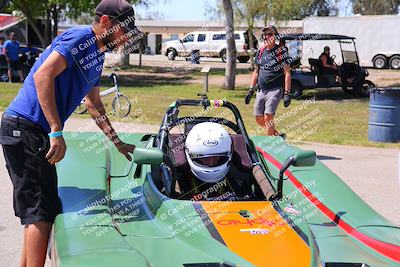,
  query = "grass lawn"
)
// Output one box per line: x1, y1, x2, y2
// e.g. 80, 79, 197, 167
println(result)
0, 81, 398, 148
